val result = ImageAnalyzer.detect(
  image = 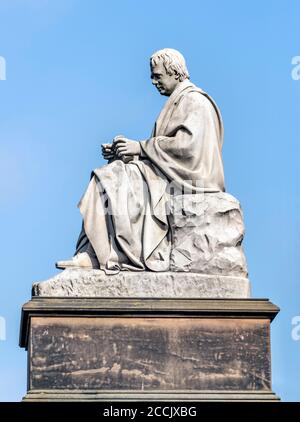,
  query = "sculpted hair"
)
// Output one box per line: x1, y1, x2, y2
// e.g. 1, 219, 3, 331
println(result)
150, 48, 190, 81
